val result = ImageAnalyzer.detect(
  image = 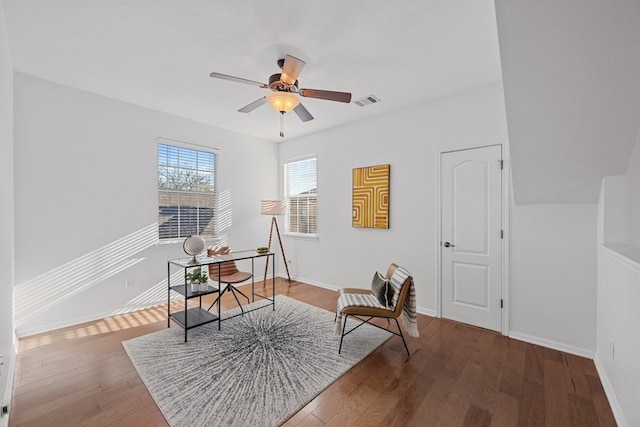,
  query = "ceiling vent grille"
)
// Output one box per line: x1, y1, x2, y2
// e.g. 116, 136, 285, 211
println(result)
354, 95, 381, 107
